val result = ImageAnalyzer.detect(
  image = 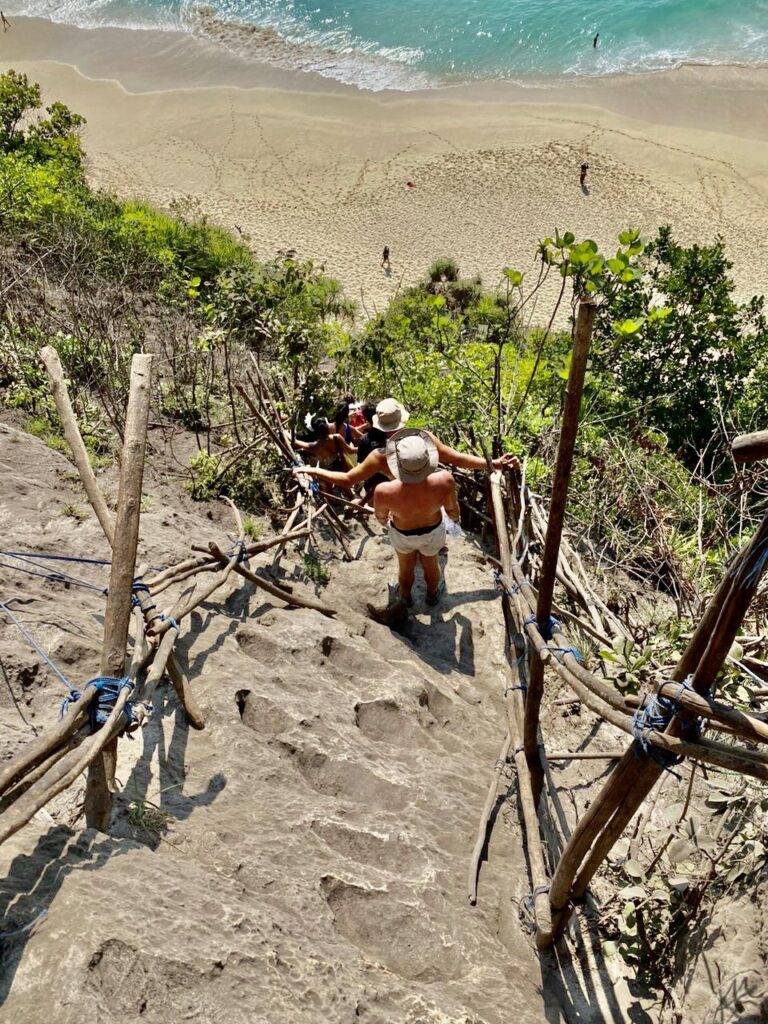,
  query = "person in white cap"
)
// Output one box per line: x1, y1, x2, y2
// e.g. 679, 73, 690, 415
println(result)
296, 397, 519, 489
373, 428, 461, 607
